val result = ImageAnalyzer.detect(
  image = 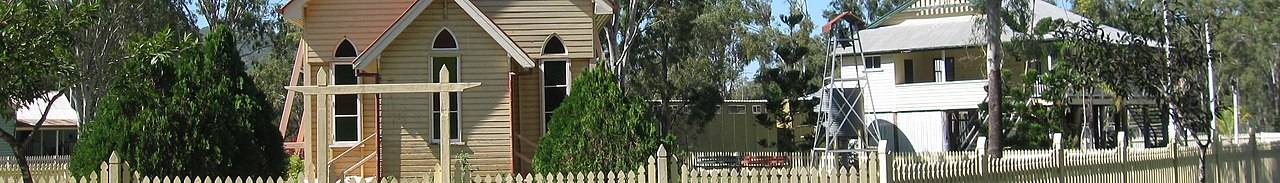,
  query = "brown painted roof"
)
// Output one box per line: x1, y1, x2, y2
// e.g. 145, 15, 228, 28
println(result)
16, 119, 78, 127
